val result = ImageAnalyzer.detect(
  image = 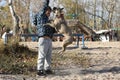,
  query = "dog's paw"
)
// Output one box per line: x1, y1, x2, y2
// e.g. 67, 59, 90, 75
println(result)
57, 51, 64, 58
58, 50, 63, 54
58, 50, 64, 55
